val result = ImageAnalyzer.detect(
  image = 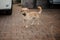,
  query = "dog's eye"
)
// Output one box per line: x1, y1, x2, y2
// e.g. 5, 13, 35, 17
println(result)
33, 17, 36, 19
